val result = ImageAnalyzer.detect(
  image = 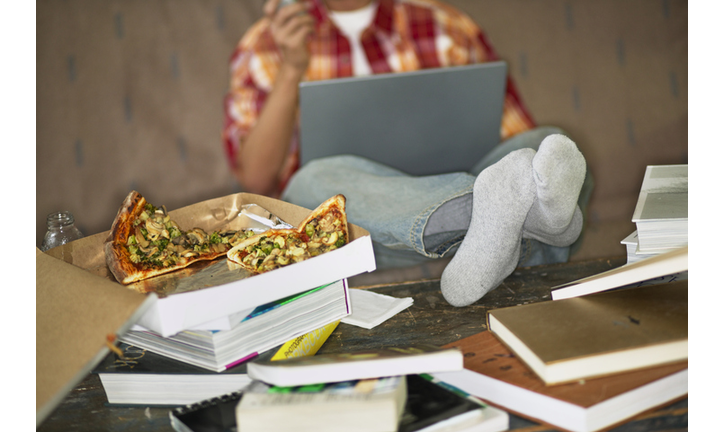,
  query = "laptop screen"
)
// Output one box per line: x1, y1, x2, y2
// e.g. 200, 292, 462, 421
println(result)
299, 61, 507, 176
